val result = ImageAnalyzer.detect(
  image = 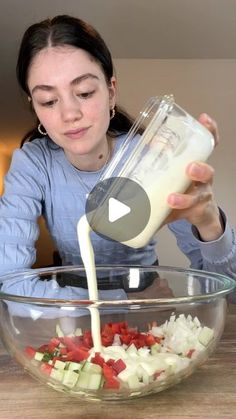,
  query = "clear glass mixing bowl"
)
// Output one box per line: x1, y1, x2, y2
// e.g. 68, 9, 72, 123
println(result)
0, 265, 234, 401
